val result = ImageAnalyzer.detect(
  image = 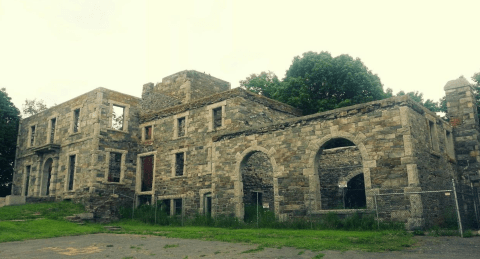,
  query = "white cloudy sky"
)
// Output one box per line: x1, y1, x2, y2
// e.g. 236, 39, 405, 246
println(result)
1, 0, 479, 115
